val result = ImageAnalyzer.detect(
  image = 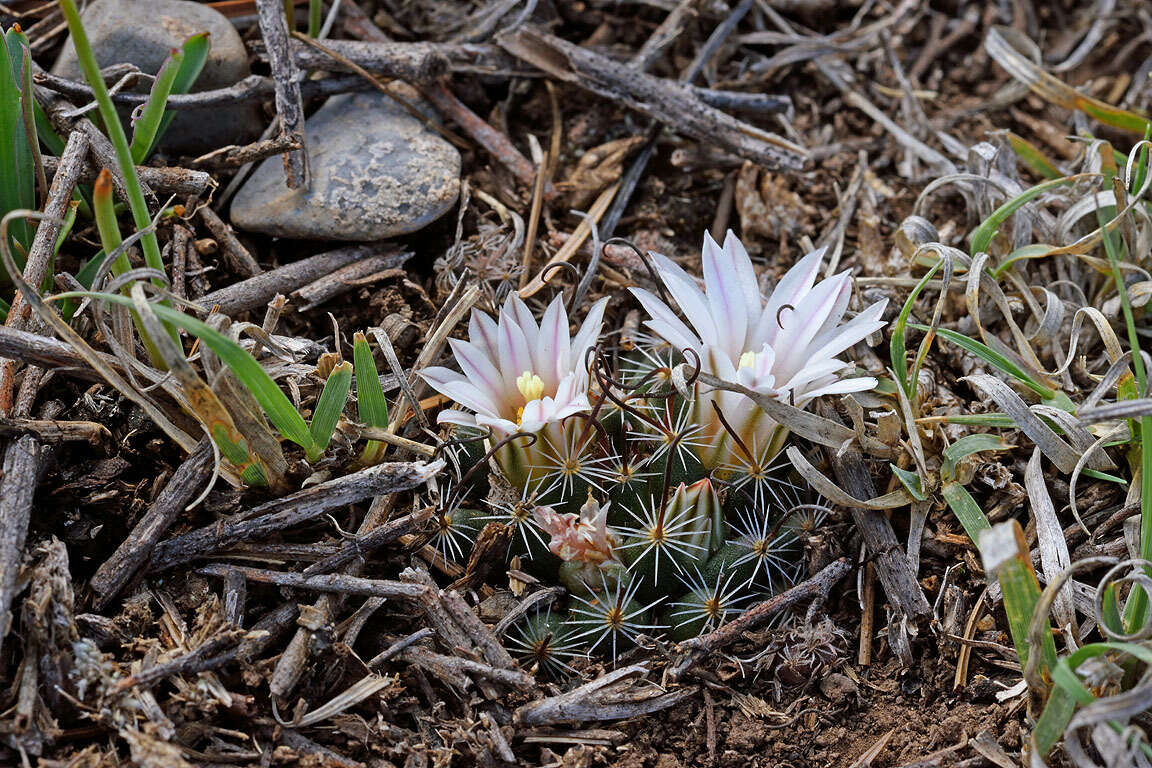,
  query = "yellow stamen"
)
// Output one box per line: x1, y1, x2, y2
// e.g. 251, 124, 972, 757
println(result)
517, 371, 545, 402
738, 351, 756, 369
